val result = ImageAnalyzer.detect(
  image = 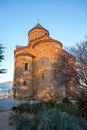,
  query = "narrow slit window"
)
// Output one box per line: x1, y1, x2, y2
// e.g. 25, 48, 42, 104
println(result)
25, 63, 28, 71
